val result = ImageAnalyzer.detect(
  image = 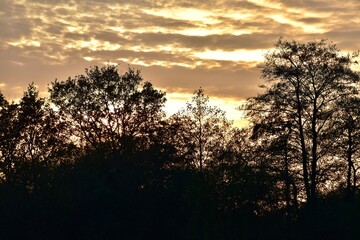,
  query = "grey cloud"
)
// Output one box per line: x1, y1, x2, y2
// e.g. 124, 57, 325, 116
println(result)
0, 18, 32, 41
93, 31, 128, 43
44, 23, 68, 35
150, 0, 218, 8
96, 49, 179, 61
25, 0, 75, 4
55, 7, 71, 15
212, 15, 297, 34
104, 11, 197, 30
0, 55, 96, 99
276, 0, 339, 10
76, 16, 108, 26
0, 1, 32, 41
139, 14, 196, 29
227, 0, 267, 10
141, 64, 262, 99
65, 48, 195, 66
297, 17, 324, 24
276, 0, 360, 12
324, 30, 360, 50
128, 32, 281, 50
63, 32, 92, 41
57, 0, 154, 9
